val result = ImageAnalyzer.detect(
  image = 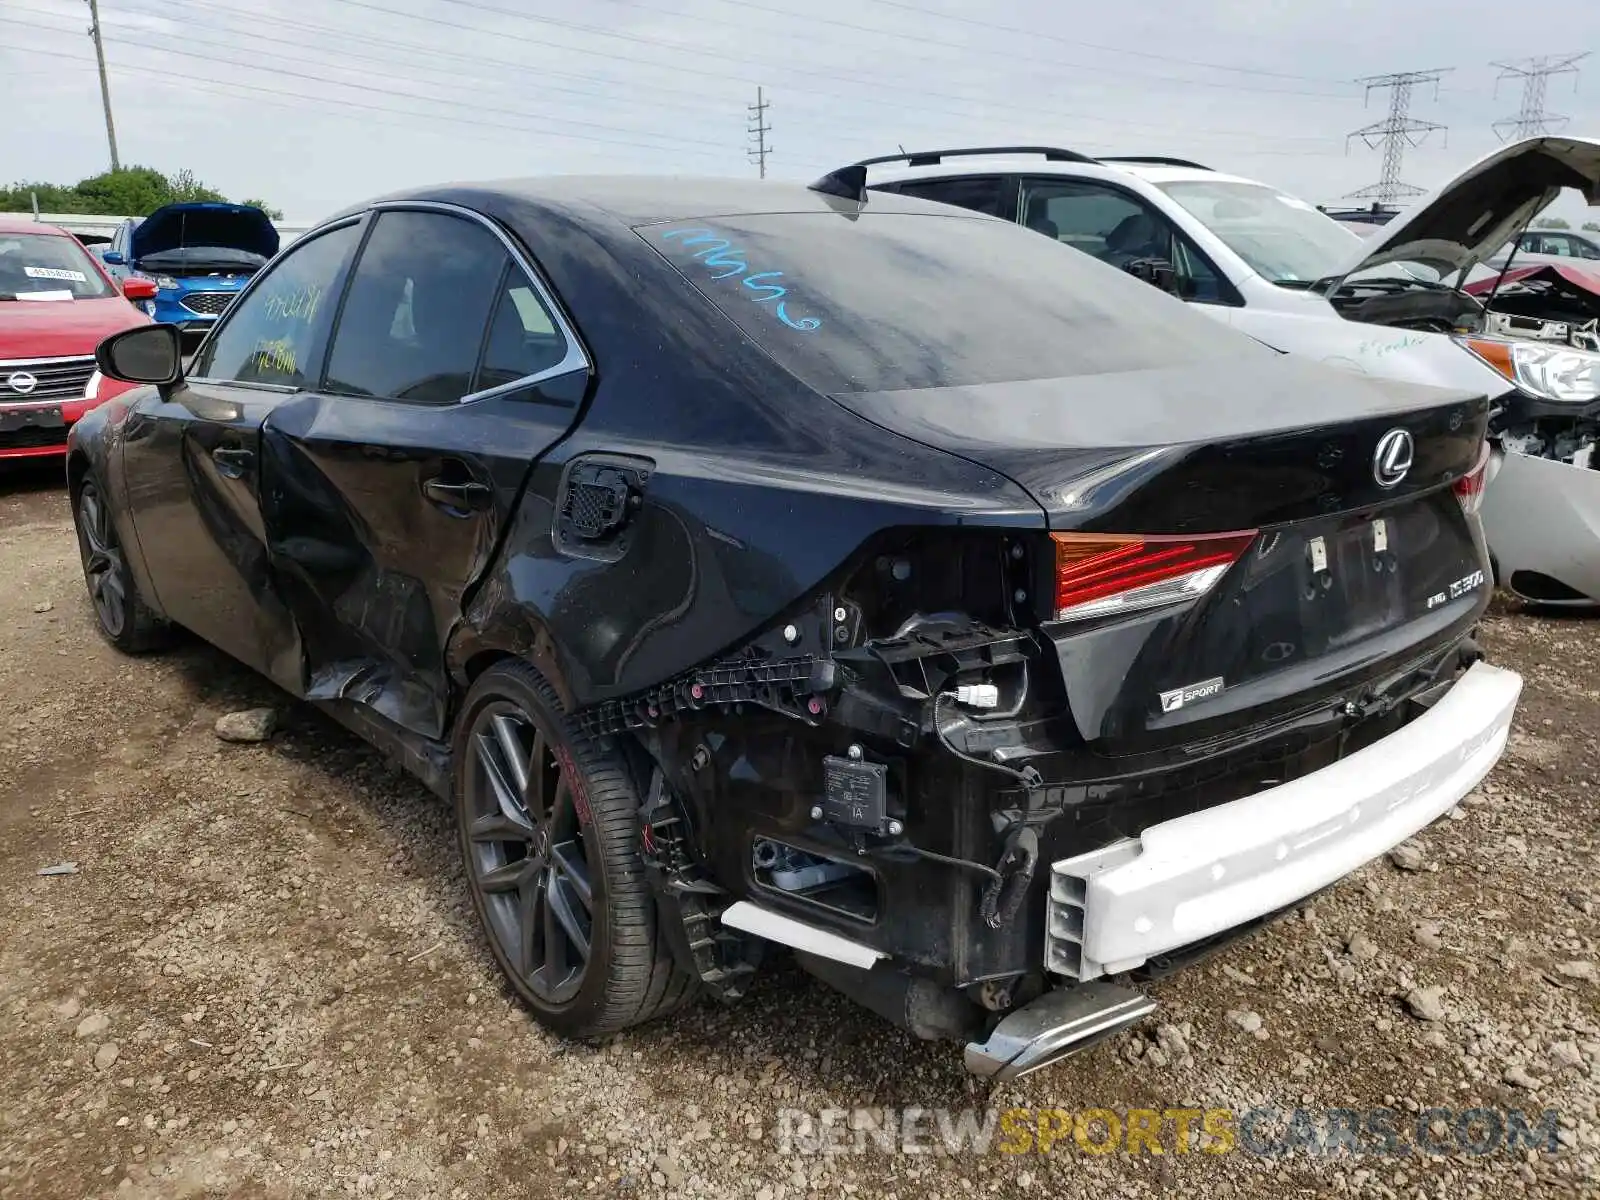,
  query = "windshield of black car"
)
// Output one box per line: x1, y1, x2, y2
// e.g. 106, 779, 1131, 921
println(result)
1156, 180, 1366, 286
0, 233, 116, 300
638, 211, 1271, 394
135, 246, 268, 270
